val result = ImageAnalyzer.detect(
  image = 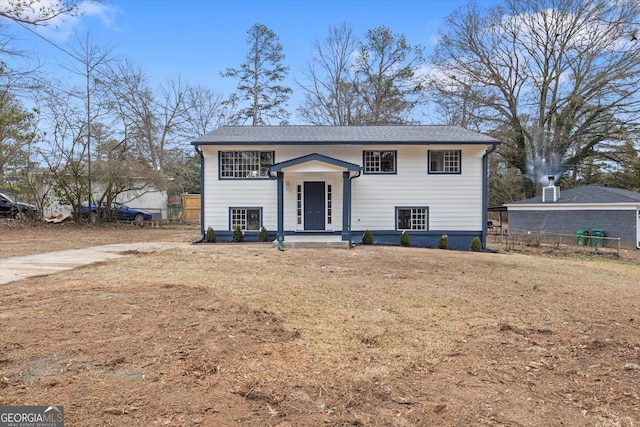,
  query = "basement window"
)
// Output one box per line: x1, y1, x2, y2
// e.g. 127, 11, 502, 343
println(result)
230, 208, 261, 231
396, 207, 428, 231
